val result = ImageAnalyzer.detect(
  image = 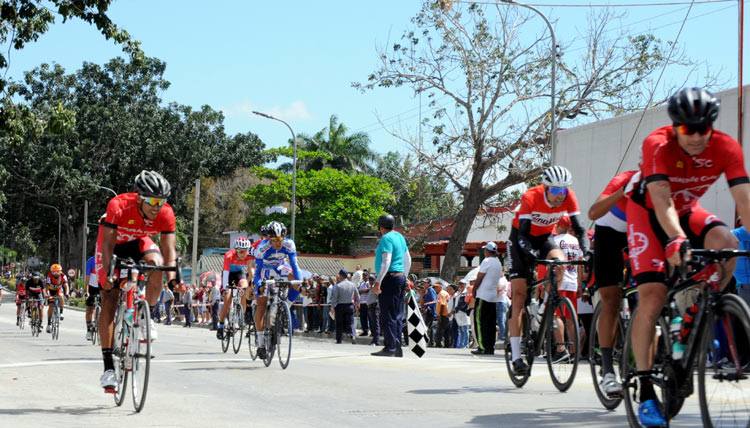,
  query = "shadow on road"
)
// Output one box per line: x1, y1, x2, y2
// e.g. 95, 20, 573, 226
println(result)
180, 366, 261, 372
467, 406, 703, 427
0, 405, 110, 416
407, 386, 515, 395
